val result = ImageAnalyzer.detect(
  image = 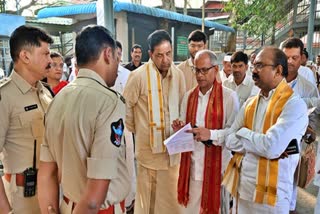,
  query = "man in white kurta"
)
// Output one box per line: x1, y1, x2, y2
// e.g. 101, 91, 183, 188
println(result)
281, 37, 320, 211
218, 54, 233, 83
223, 47, 308, 214
223, 51, 259, 107
174, 50, 239, 214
